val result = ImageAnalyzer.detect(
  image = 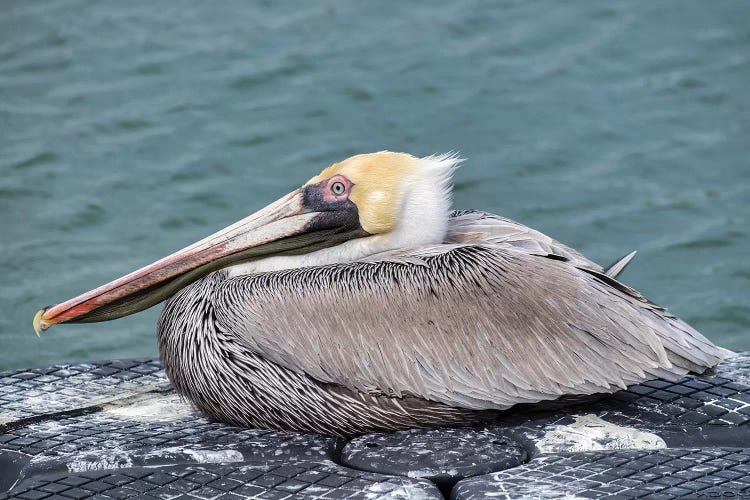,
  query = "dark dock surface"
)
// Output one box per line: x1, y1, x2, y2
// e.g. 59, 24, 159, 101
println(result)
2, 355, 750, 499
